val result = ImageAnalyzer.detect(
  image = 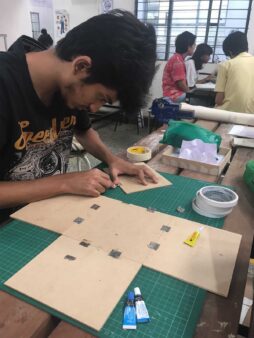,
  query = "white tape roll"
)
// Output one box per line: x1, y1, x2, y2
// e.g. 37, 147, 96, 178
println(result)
192, 185, 238, 218
192, 198, 233, 218
127, 146, 152, 162
195, 194, 232, 214
198, 186, 238, 208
